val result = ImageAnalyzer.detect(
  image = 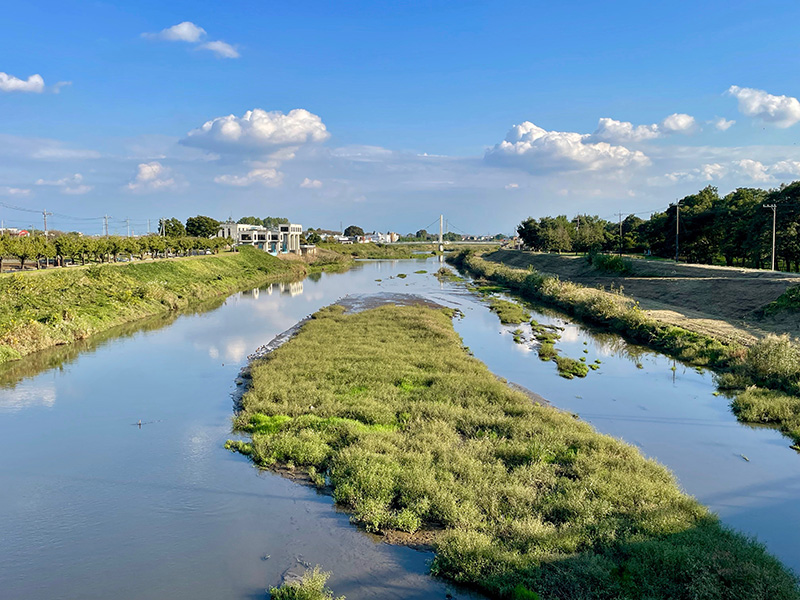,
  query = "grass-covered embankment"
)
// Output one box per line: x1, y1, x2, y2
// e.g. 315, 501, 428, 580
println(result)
231, 303, 799, 599
450, 250, 800, 445
0, 247, 304, 363
318, 242, 431, 259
